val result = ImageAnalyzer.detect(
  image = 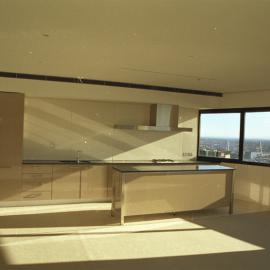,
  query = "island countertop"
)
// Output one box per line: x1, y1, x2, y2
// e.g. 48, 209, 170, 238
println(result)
112, 164, 235, 173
